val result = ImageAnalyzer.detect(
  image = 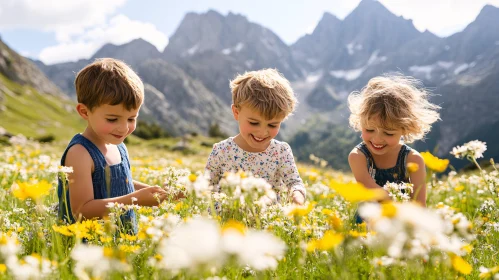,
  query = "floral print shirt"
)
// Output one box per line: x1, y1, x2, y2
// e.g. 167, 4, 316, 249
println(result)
205, 137, 306, 196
